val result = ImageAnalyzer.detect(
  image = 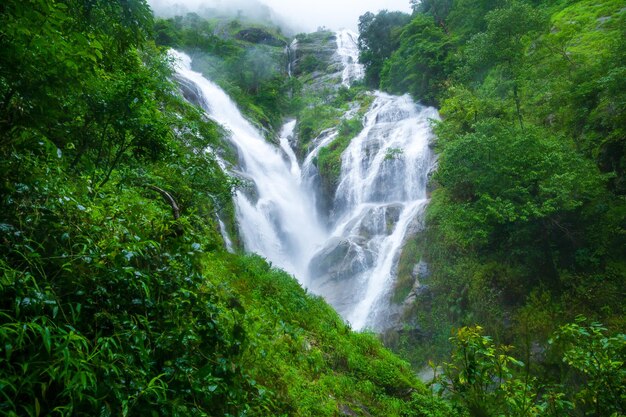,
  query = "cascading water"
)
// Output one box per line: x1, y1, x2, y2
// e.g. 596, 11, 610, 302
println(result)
285, 39, 297, 78
305, 30, 439, 330
170, 29, 438, 331
307, 93, 438, 330
170, 50, 326, 282
336, 29, 365, 87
